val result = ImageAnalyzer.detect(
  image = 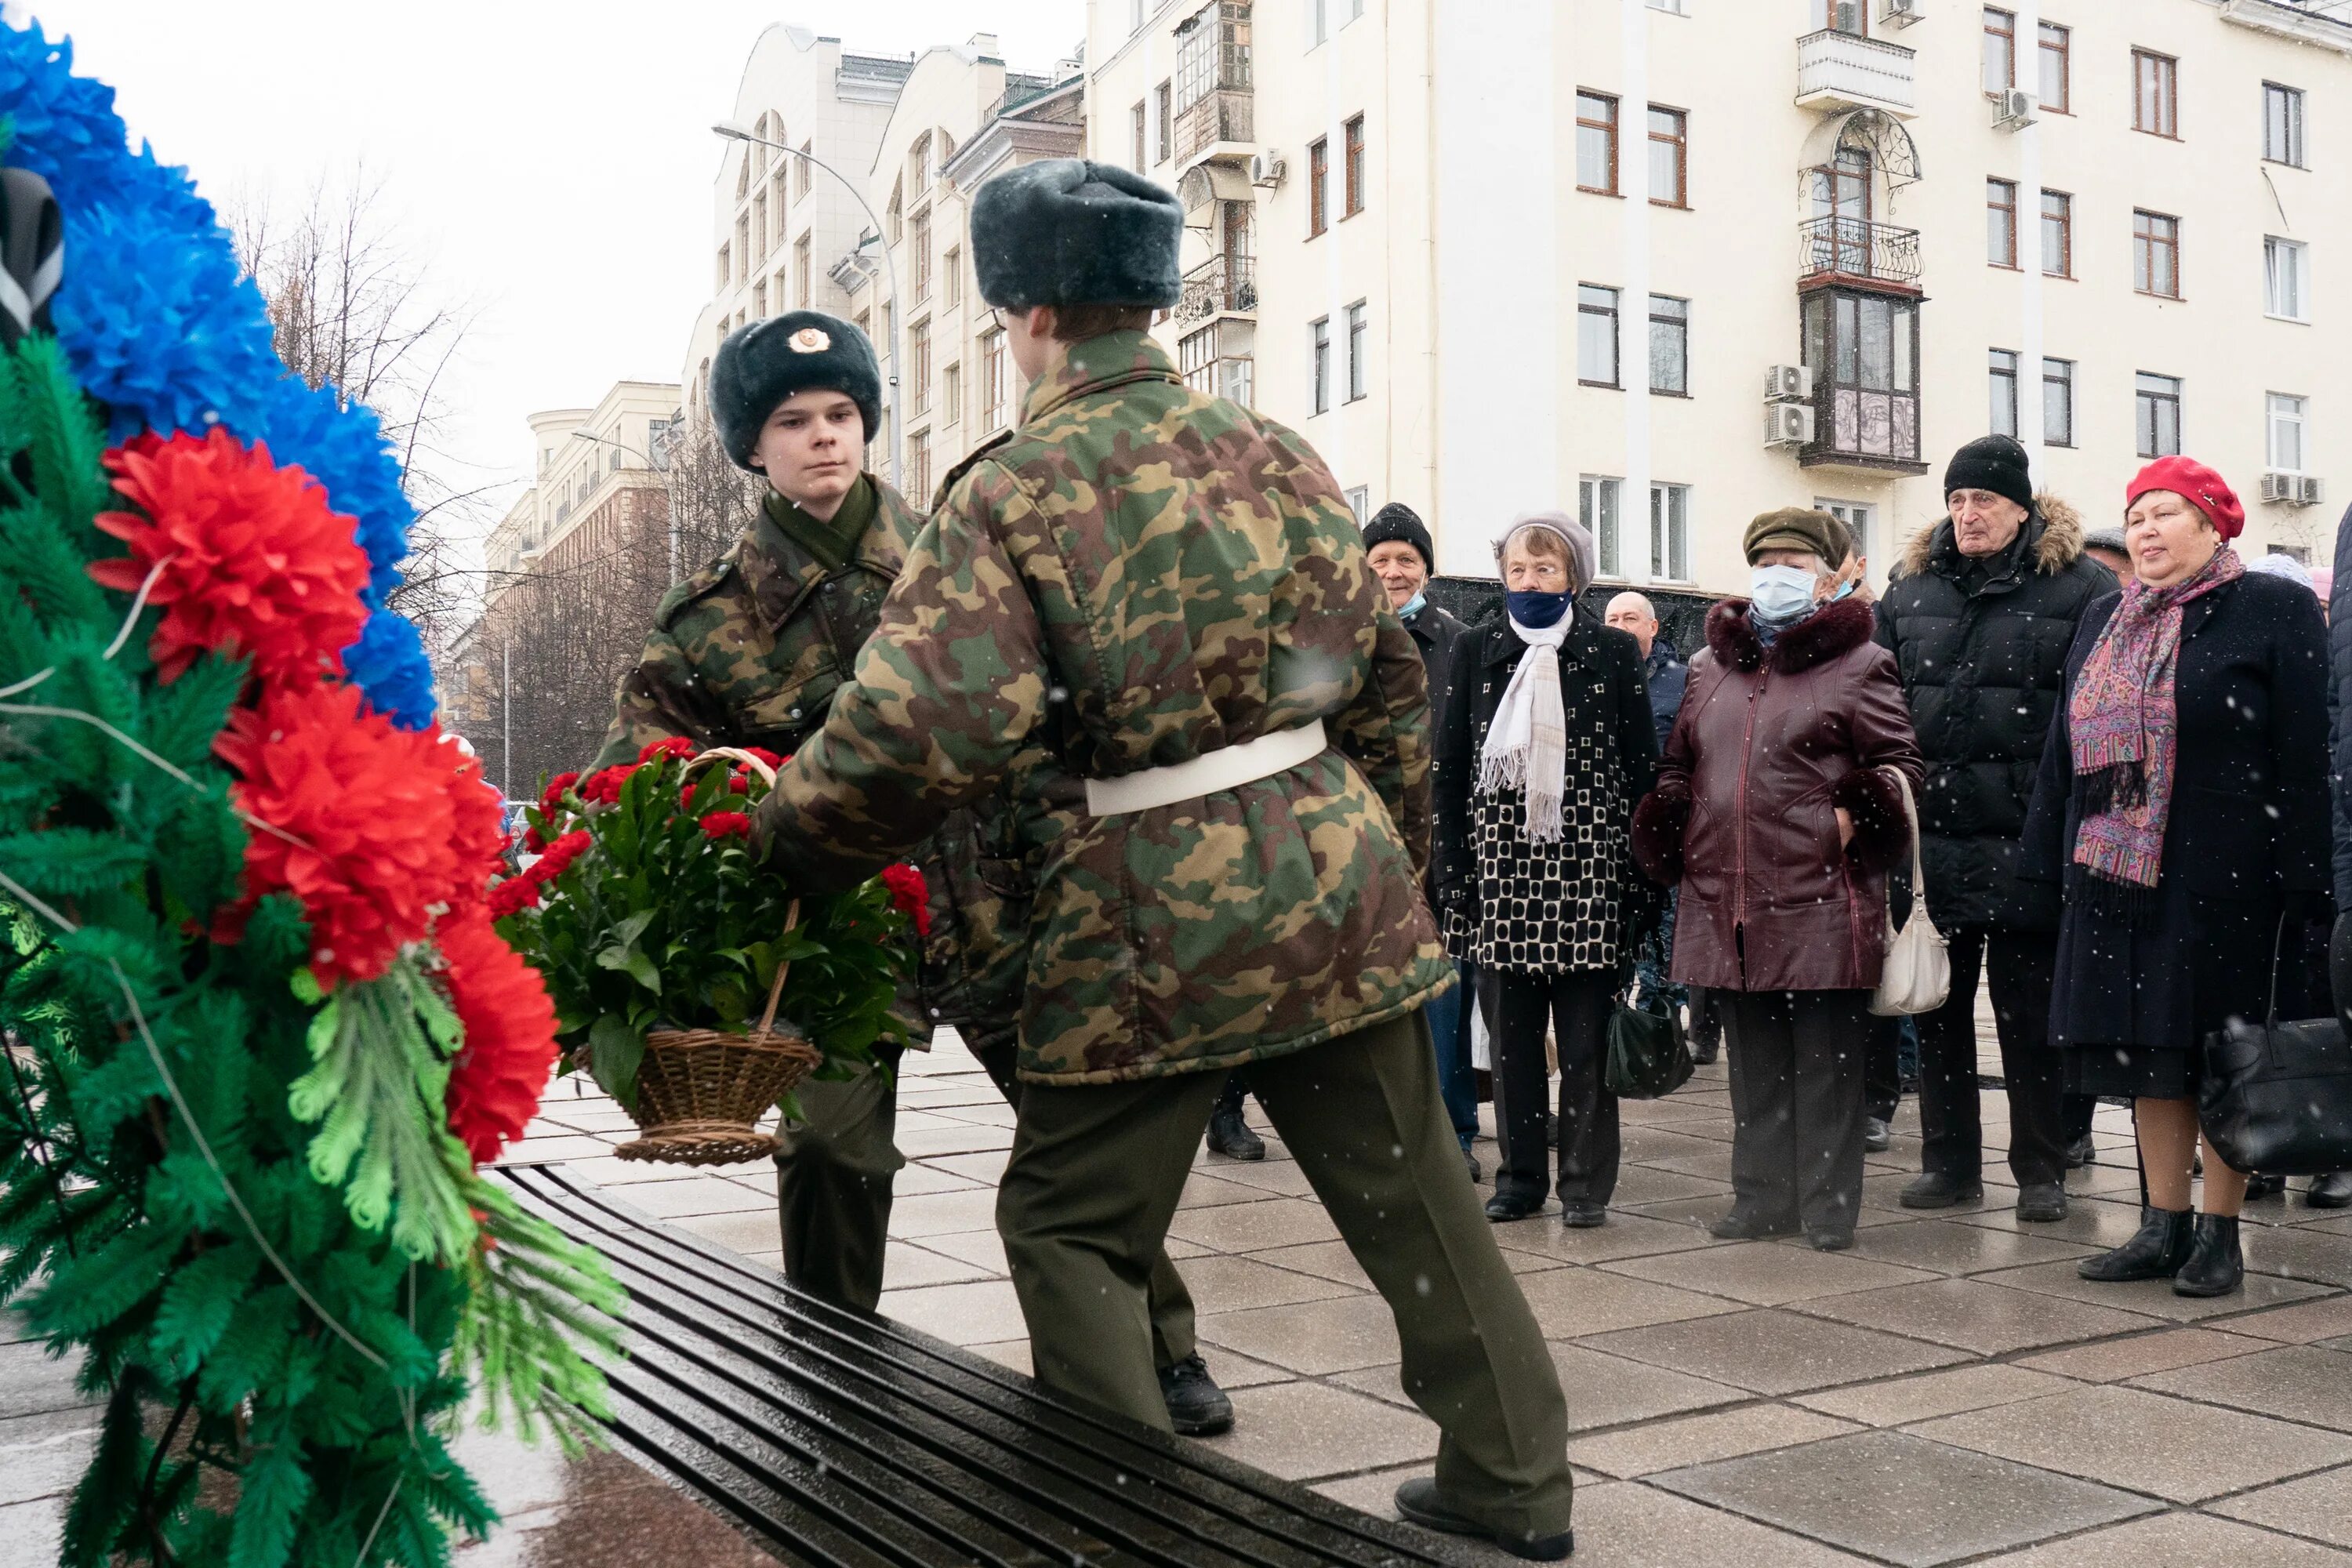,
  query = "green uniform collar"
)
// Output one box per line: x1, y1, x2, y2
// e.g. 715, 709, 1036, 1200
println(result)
1018, 330, 1183, 426
760, 472, 877, 573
